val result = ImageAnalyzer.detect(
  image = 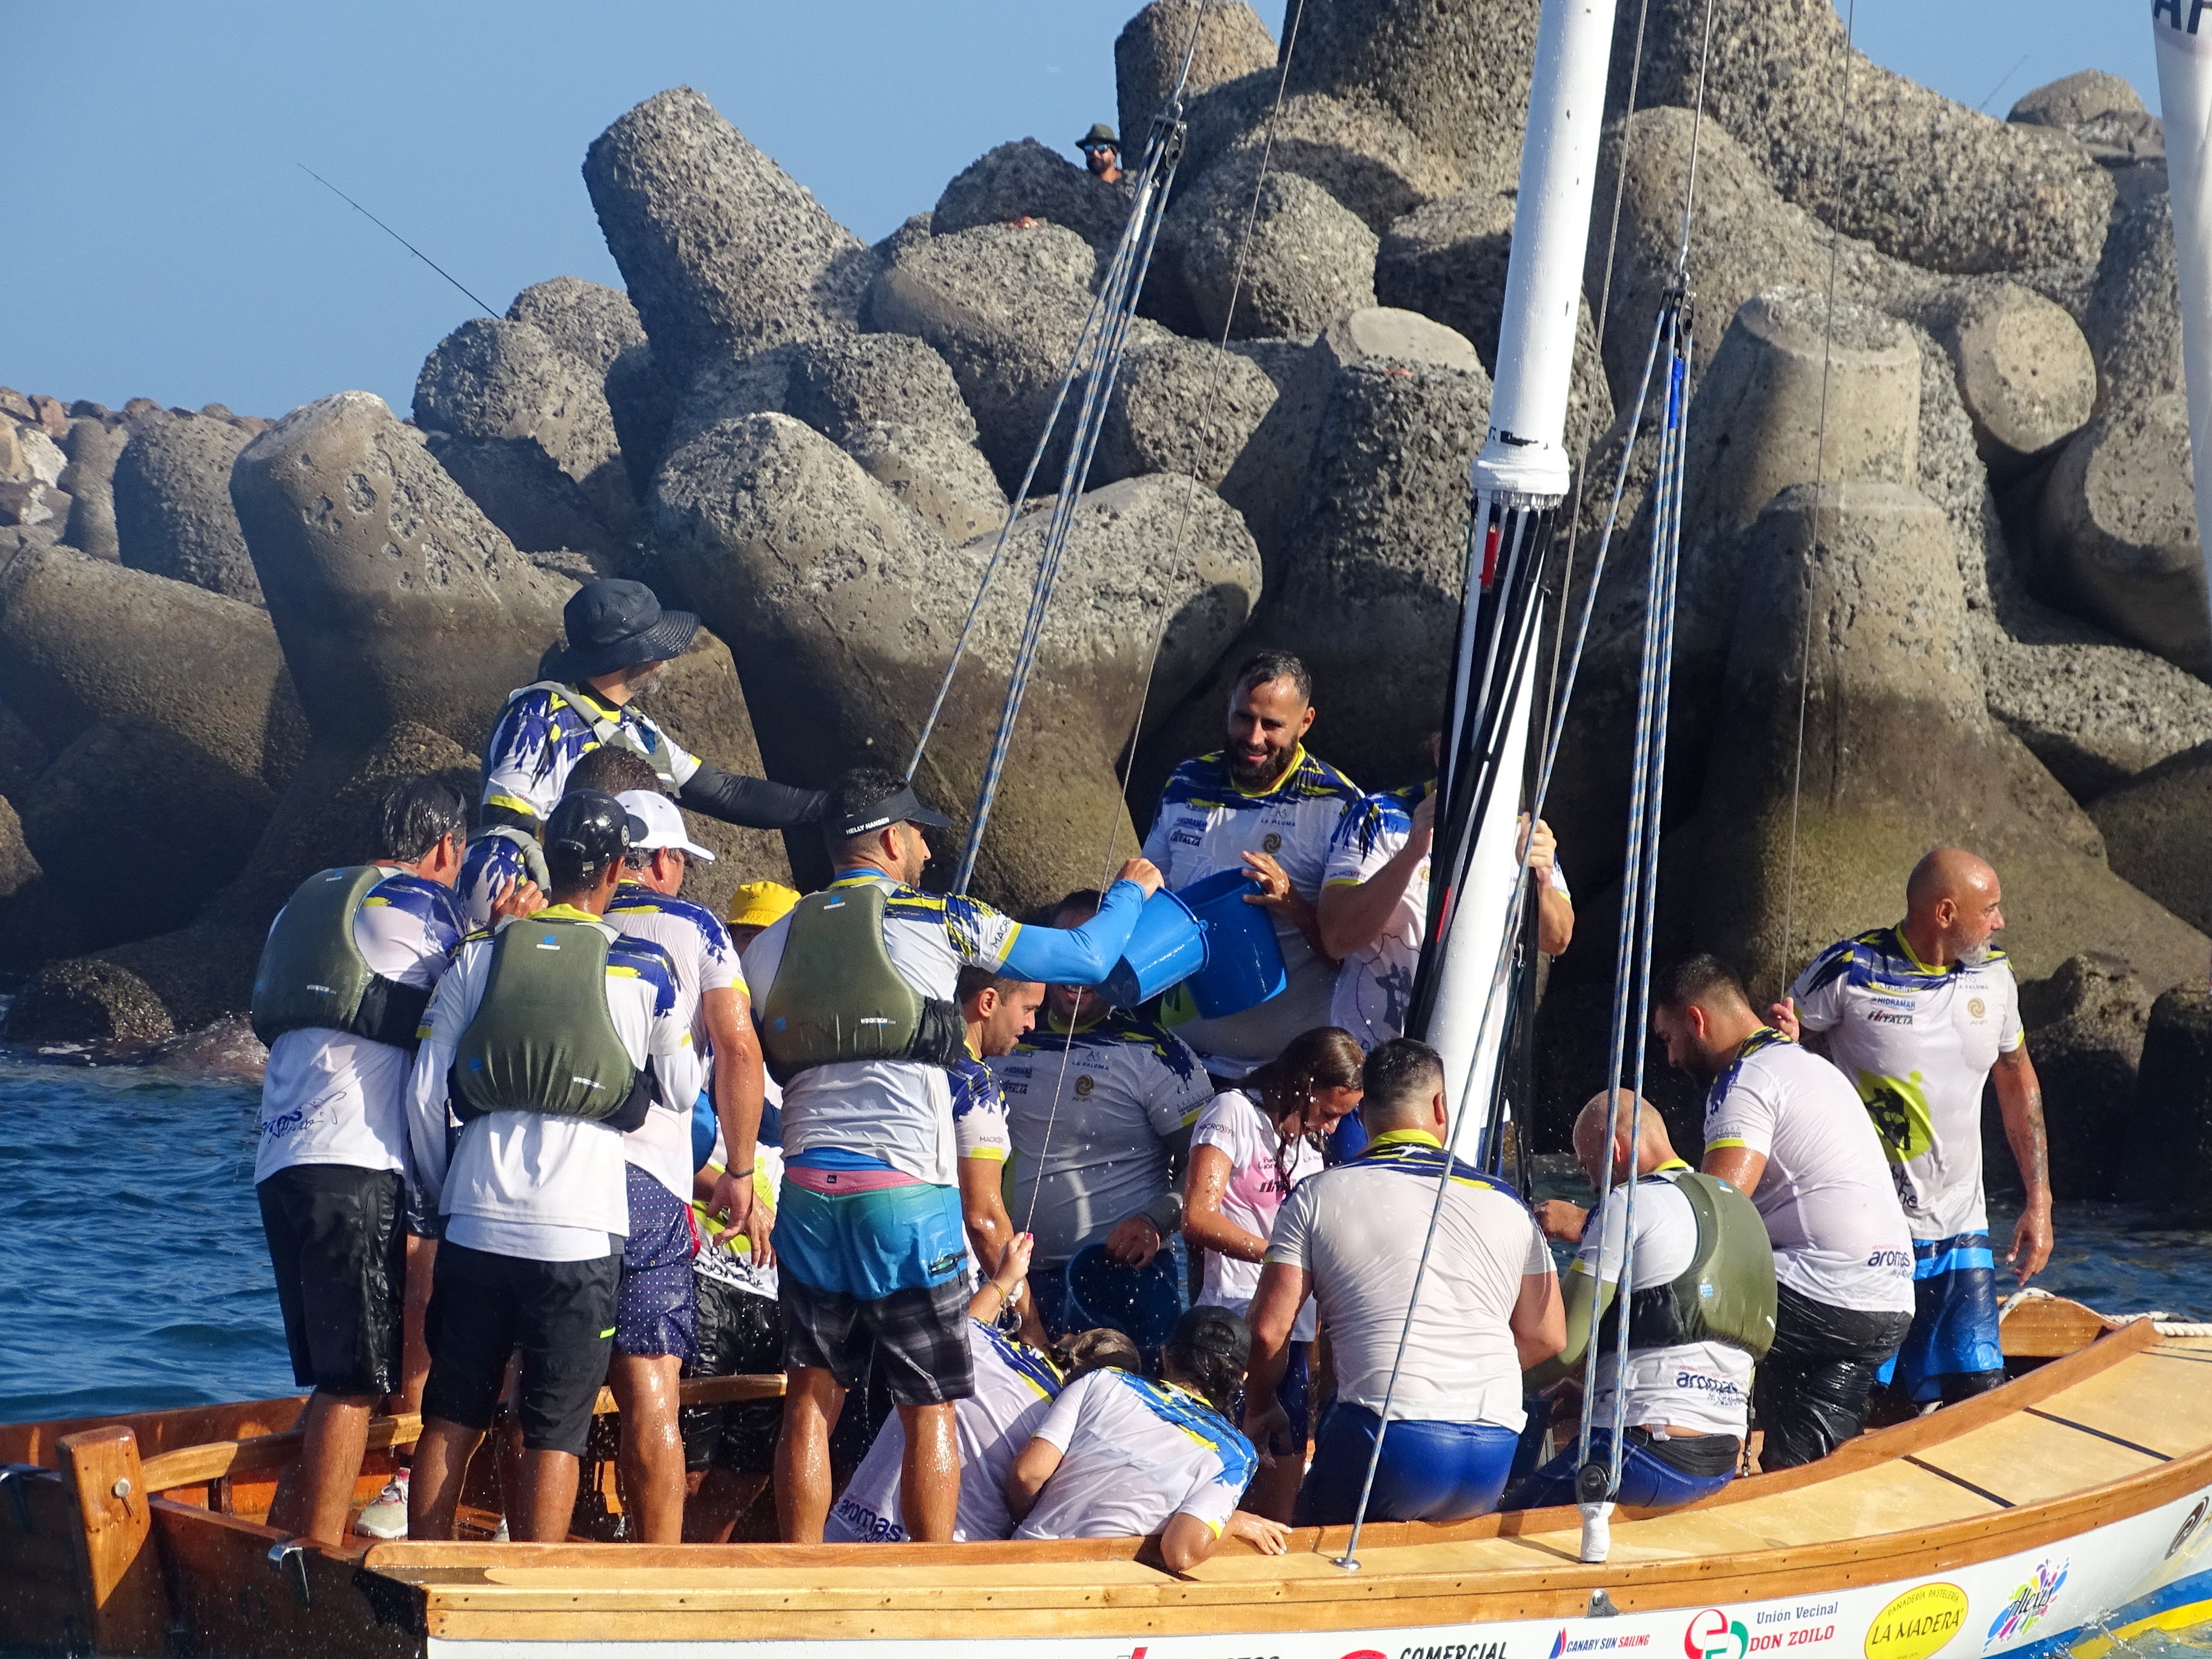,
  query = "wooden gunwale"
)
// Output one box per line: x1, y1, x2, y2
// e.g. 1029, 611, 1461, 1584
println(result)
353, 1326, 2209, 1644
